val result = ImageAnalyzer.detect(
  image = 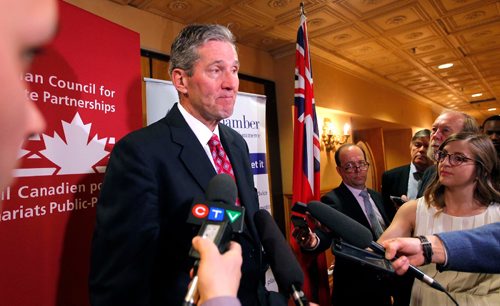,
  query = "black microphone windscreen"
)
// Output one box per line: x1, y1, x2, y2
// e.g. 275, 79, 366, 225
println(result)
205, 173, 237, 206
308, 203, 448, 294
308, 201, 373, 248
254, 209, 304, 295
